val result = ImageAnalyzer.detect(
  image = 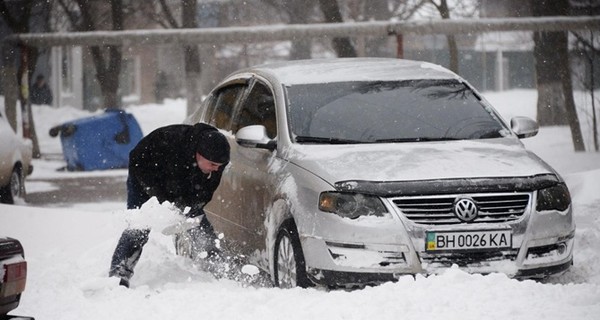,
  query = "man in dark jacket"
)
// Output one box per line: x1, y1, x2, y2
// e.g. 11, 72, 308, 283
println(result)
30, 74, 53, 105
109, 123, 230, 287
